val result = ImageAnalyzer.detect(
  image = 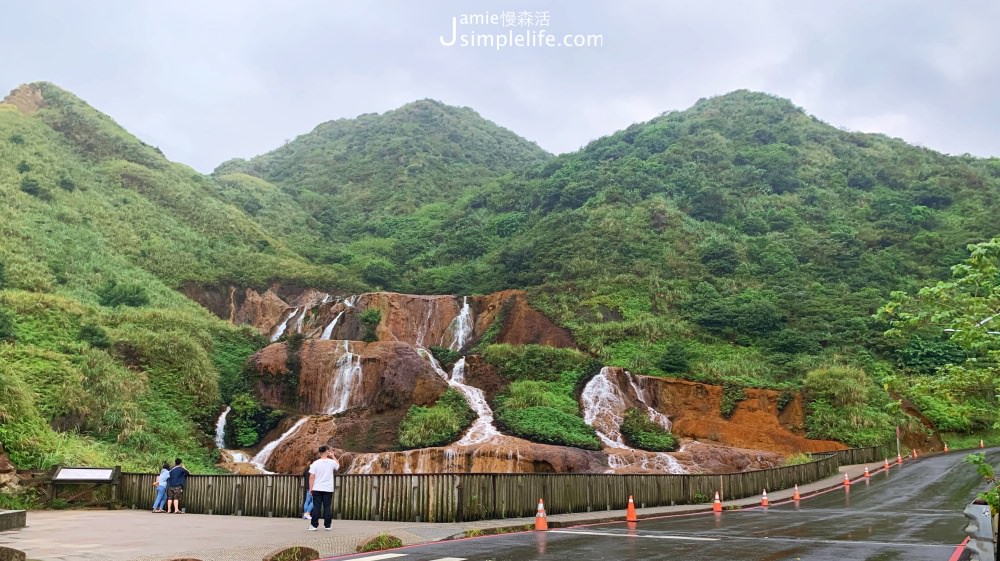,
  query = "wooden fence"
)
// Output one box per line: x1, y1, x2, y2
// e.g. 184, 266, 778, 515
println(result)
813, 445, 890, 466
118, 453, 841, 522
